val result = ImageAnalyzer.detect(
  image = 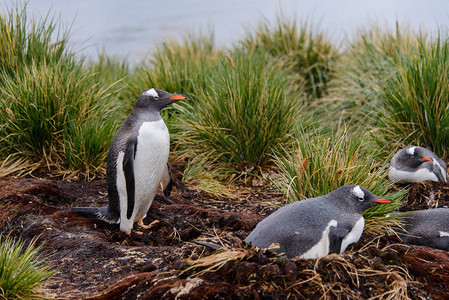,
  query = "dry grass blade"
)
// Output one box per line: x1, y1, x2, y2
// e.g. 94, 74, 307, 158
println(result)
0, 156, 31, 178
182, 247, 250, 277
